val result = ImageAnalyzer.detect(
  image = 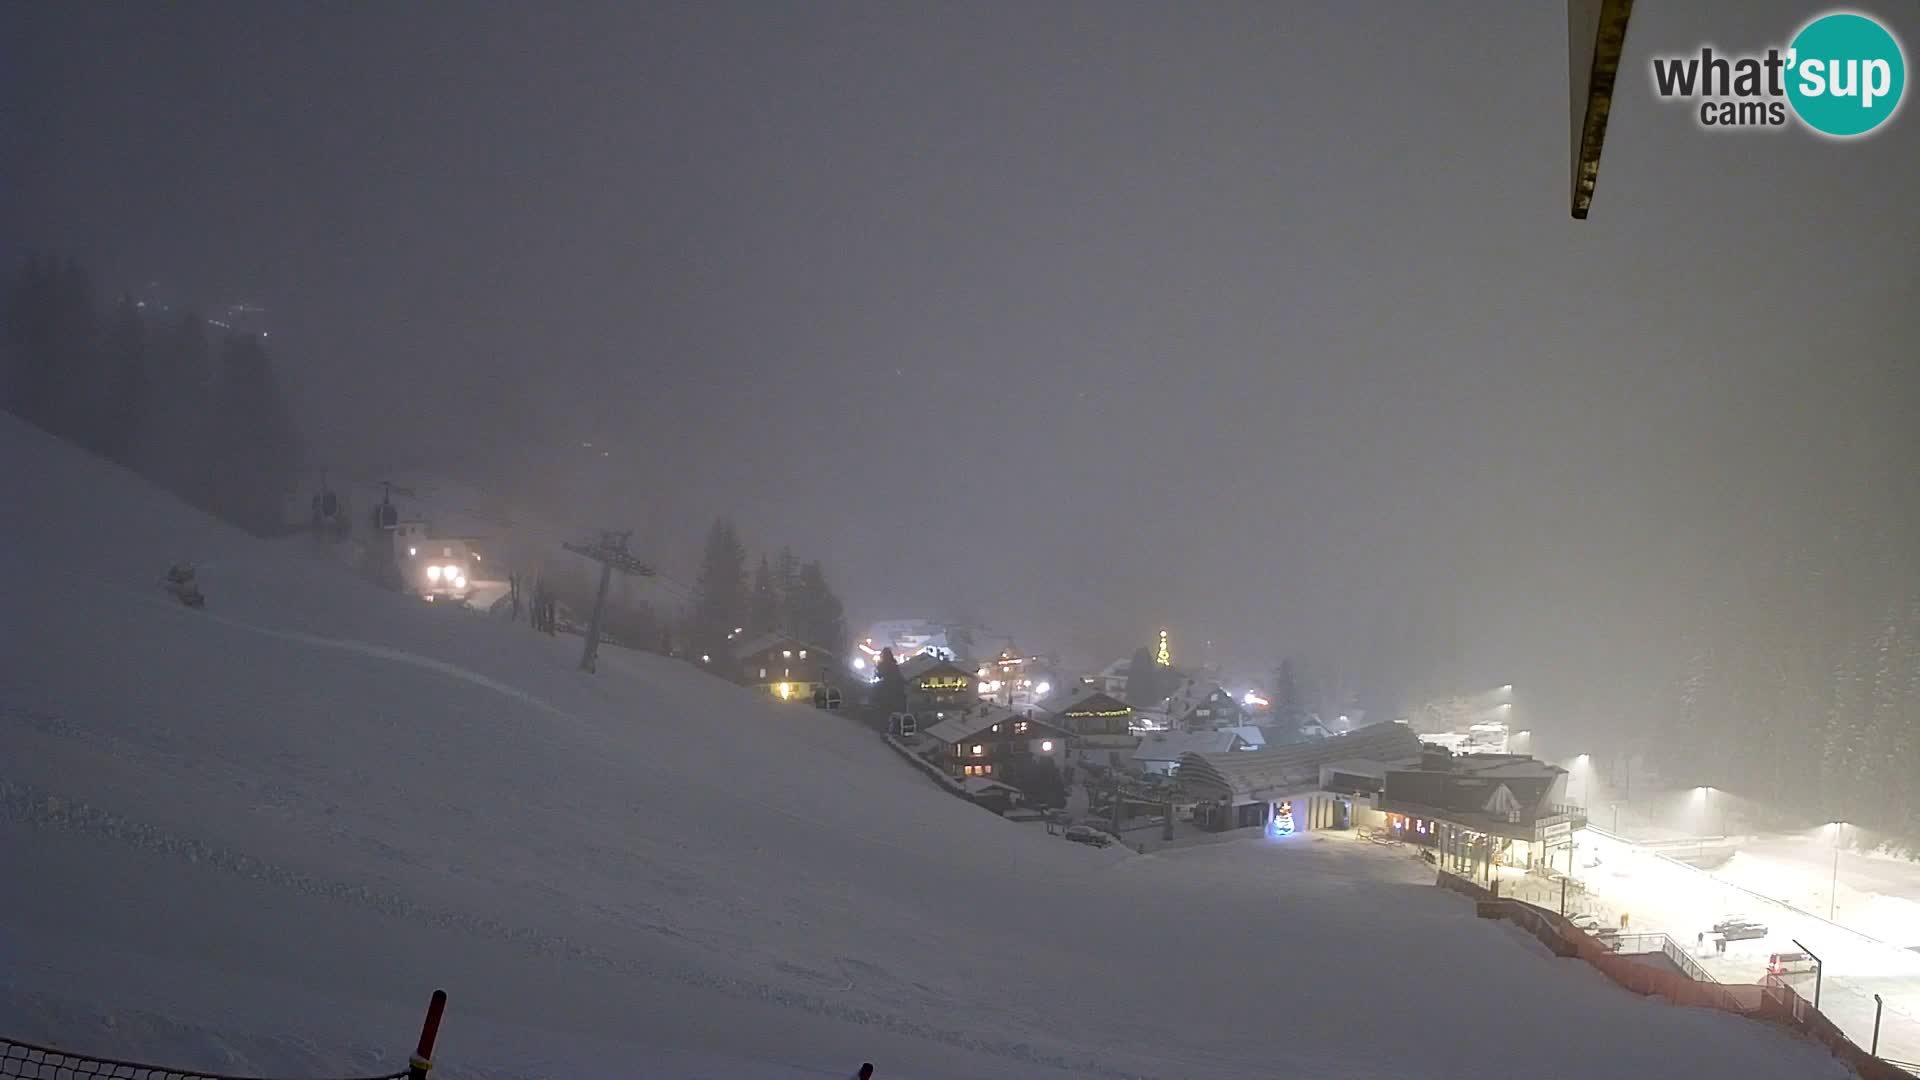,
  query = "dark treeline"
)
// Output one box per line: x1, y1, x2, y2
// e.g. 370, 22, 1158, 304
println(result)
1672, 515, 1920, 853
1, 254, 301, 535
687, 517, 847, 674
